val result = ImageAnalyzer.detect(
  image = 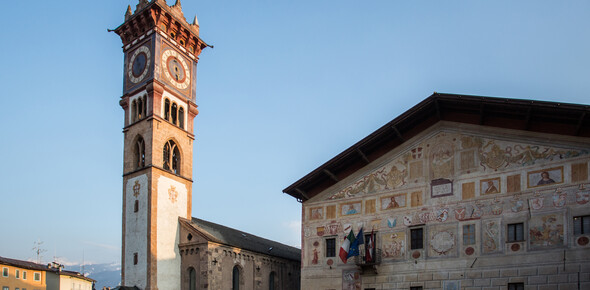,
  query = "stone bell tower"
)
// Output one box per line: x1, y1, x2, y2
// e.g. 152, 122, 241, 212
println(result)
113, 1, 208, 289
